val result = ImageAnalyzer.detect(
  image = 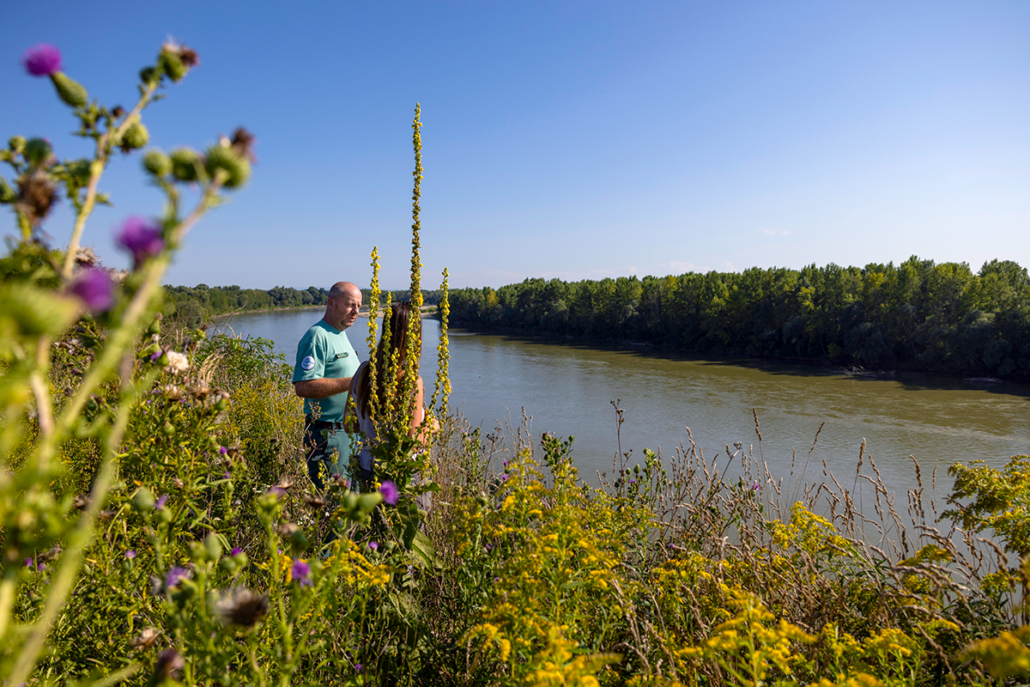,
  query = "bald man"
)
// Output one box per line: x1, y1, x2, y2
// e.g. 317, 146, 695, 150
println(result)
294, 281, 362, 489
